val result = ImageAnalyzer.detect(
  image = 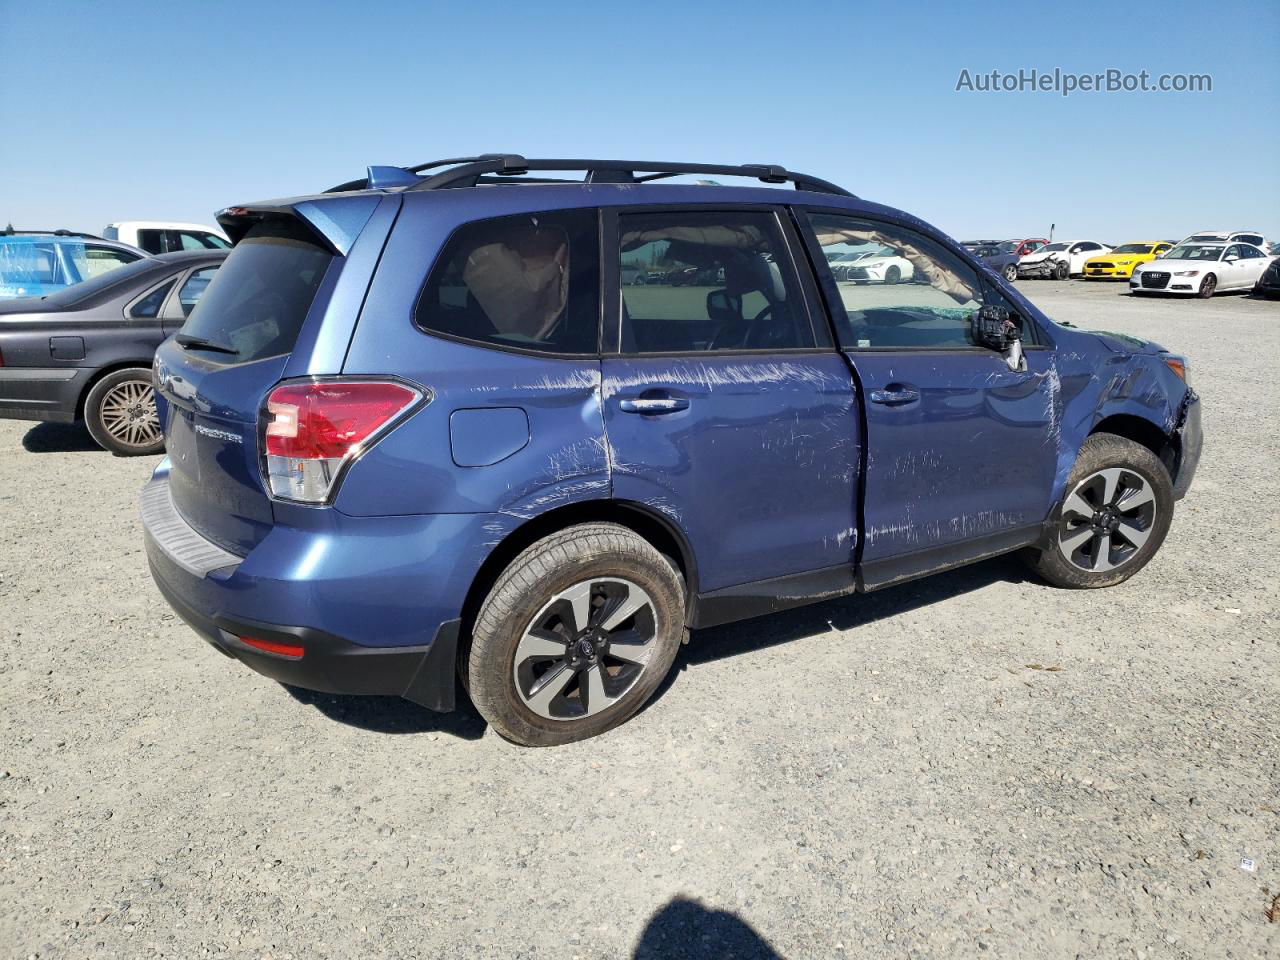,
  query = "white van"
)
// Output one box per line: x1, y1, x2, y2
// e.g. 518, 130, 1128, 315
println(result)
103, 221, 230, 255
